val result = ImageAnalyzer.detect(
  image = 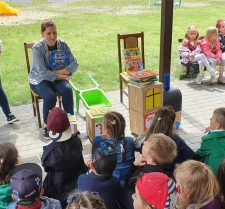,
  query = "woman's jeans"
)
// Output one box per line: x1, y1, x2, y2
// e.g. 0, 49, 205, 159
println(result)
30, 80, 74, 124
0, 78, 11, 118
